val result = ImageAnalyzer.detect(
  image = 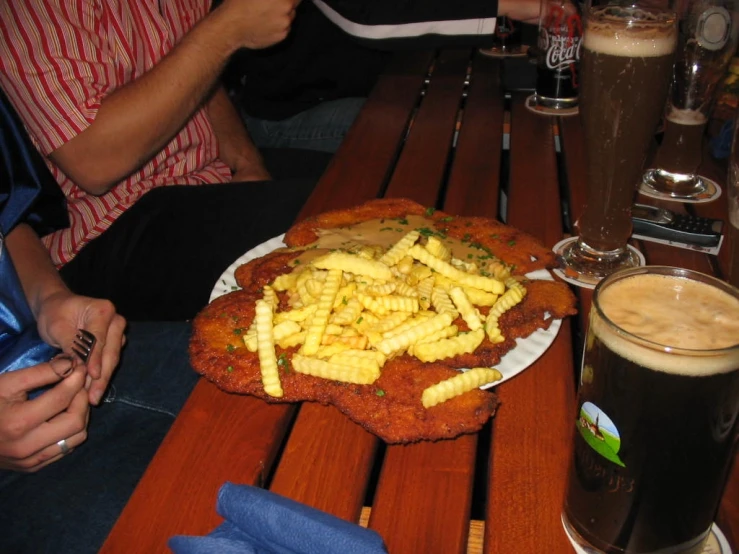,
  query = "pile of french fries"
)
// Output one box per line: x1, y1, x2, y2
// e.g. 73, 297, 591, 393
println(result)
244, 230, 526, 408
